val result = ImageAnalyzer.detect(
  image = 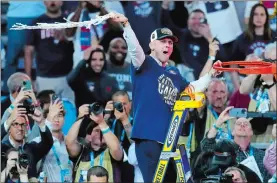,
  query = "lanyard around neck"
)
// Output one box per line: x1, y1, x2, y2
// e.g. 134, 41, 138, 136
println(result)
90, 151, 104, 167
208, 105, 232, 140
111, 117, 133, 142
51, 144, 71, 168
